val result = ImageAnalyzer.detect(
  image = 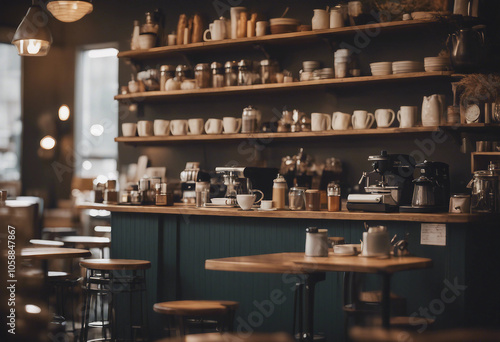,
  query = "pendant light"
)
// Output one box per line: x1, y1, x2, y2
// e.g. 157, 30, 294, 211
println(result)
11, 1, 53, 57
46, 0, 93, 23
